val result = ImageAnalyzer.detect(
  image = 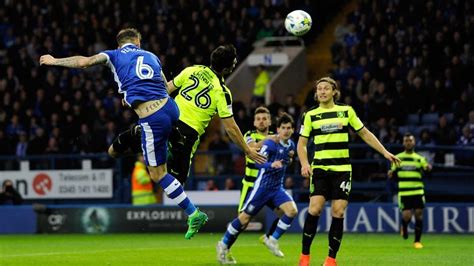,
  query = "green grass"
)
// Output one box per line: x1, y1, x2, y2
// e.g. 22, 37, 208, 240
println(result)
0, 233, 473, 265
